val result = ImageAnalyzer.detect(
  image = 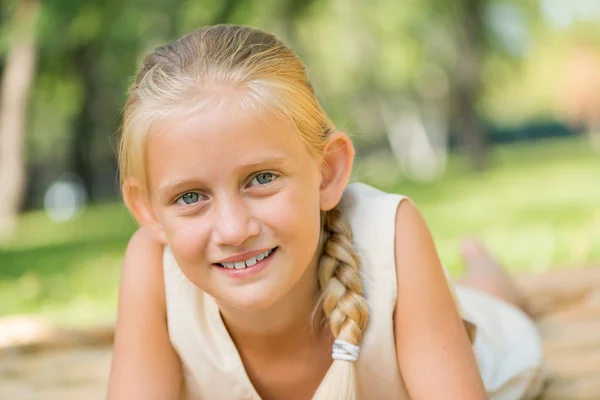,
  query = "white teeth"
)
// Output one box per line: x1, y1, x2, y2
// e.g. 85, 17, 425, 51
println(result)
220, 248, 275, 269
234, 261, 245, 269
